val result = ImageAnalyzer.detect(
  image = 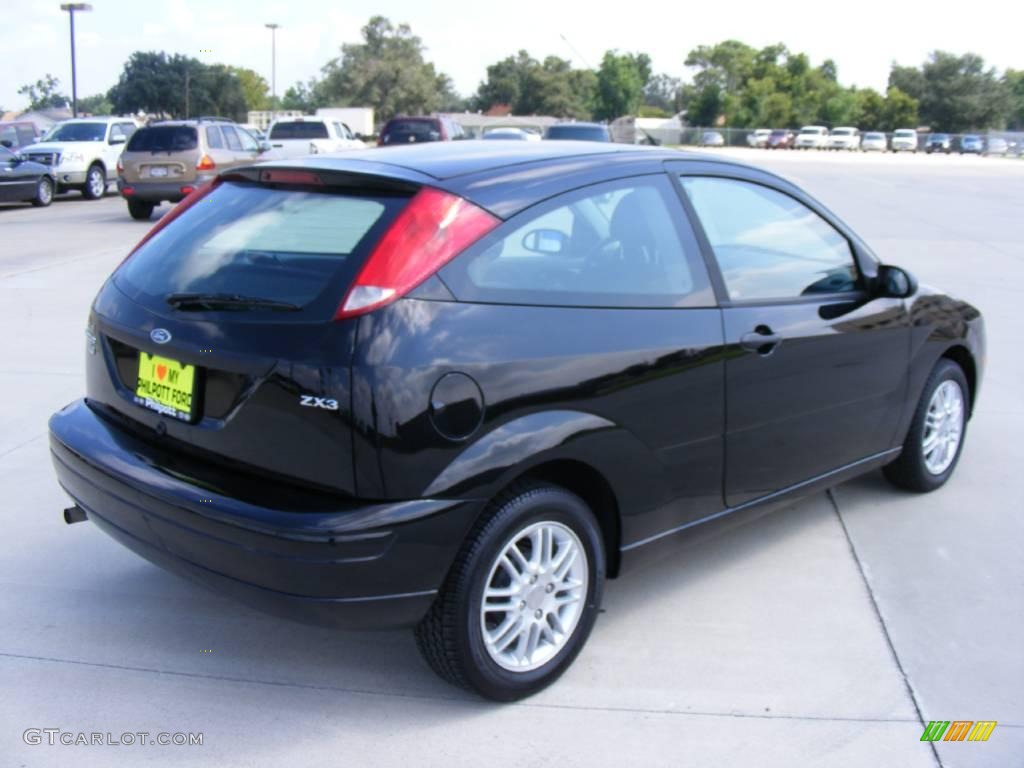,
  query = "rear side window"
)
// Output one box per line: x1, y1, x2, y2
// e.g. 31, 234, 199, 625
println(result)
441, 176, 713, 308
382, 120, 441, 144
205, 126, 224, 149
680, 177, 859, 301
127, 126, 198, 152
269, 122, 329, 140
115, 182, 407, 315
